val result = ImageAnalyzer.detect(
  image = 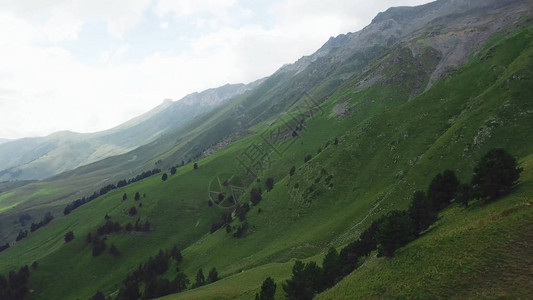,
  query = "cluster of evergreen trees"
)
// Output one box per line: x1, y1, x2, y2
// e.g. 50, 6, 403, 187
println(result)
87, 234, 108, 257
210, 207, 249, 238
275, 149, 522, 299
255, 277, 276, 300
96, 220, 122, 235
235, 203, 250, 221
14, 212, 54, 243
29, 212, 53, 233
282, 226, 378, 300
209, 180, 273, 237
85, 216, 151, 257
64, 168, 160, 215
125, 218, 151, 233
192, 267, 219, 288
232, 222, 248, 238
114, 246, 186, 300
0, 266, 30, 300
15, 230, 28, 242
210, 210, 233, 233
